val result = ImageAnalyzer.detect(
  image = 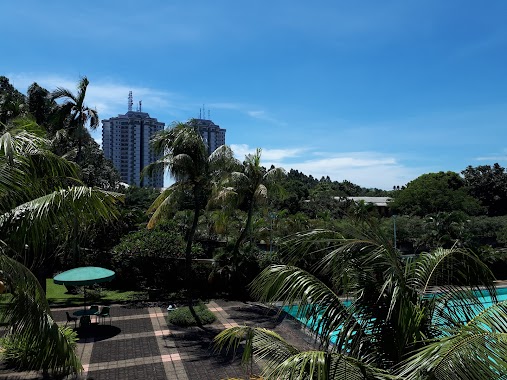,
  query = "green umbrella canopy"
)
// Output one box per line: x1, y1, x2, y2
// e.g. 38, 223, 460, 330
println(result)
53, 266, 115, 286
